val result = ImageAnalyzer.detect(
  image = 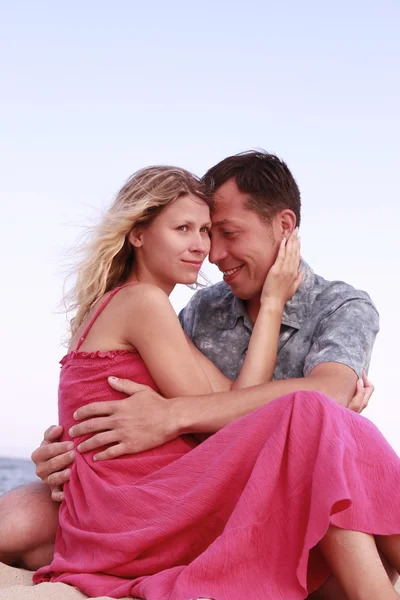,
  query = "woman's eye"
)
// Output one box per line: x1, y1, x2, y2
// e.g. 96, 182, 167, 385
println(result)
177, 225, 188, 232
200, 227, 210, 233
